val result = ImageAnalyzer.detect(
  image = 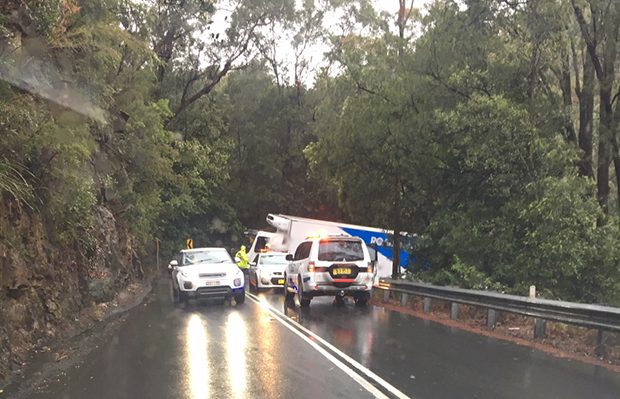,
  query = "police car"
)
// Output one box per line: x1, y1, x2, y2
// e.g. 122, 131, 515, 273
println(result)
169, 247, 245, 305
248, 252, 288, 291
